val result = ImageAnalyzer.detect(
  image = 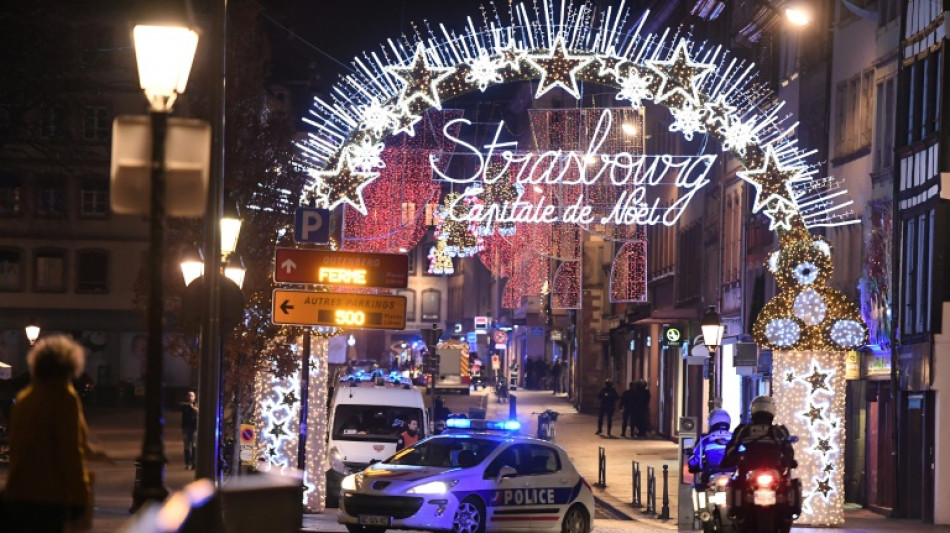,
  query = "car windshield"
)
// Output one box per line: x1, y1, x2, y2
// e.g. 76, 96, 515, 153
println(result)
332, 405, 425, 442
386, 436, 503, 468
